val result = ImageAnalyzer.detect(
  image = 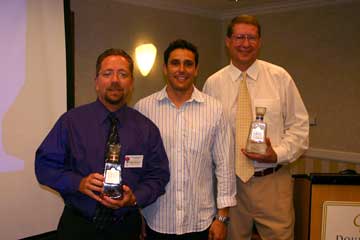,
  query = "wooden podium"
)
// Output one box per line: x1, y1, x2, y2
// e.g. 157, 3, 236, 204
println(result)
293, 173, 360, 240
